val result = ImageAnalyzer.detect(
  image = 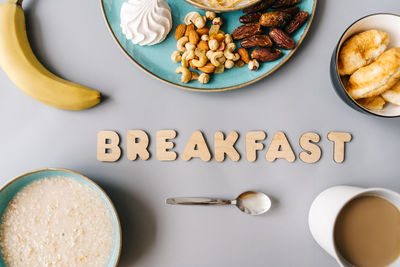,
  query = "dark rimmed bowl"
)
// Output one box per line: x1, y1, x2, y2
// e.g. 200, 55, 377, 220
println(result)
330, 13, 400, 118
